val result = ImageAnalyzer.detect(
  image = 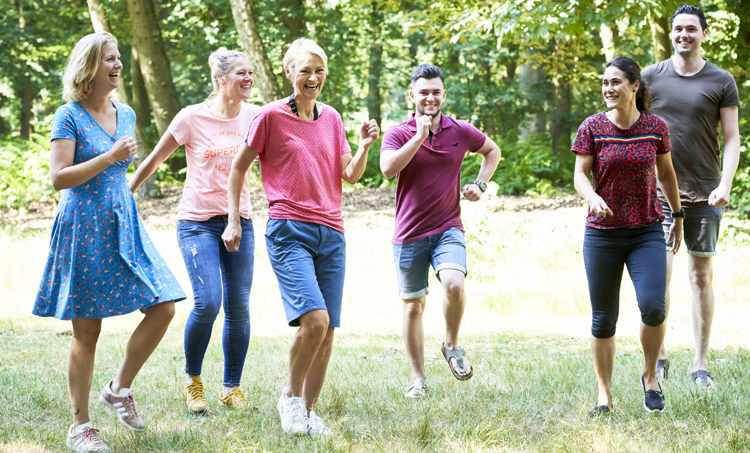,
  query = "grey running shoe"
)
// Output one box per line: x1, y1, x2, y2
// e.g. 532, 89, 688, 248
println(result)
66, 422, 110, 452
99, 380, 145, 431
307, 410, 333, 437
276, 391, 309, 435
